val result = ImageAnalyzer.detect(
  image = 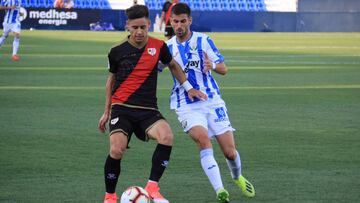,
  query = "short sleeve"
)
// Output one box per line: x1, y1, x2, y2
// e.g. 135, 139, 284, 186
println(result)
204, 36, 225, 64
159, 43, 172, 65
107, 50, 117, 73
162, 2, 170, 12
